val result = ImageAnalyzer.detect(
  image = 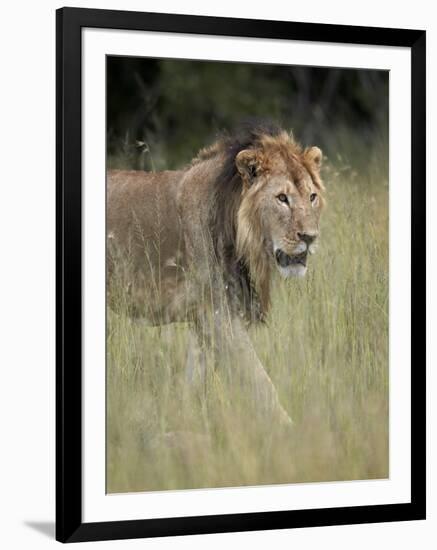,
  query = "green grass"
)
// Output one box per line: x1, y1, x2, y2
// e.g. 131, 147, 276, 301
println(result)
106, 162, 389, 493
